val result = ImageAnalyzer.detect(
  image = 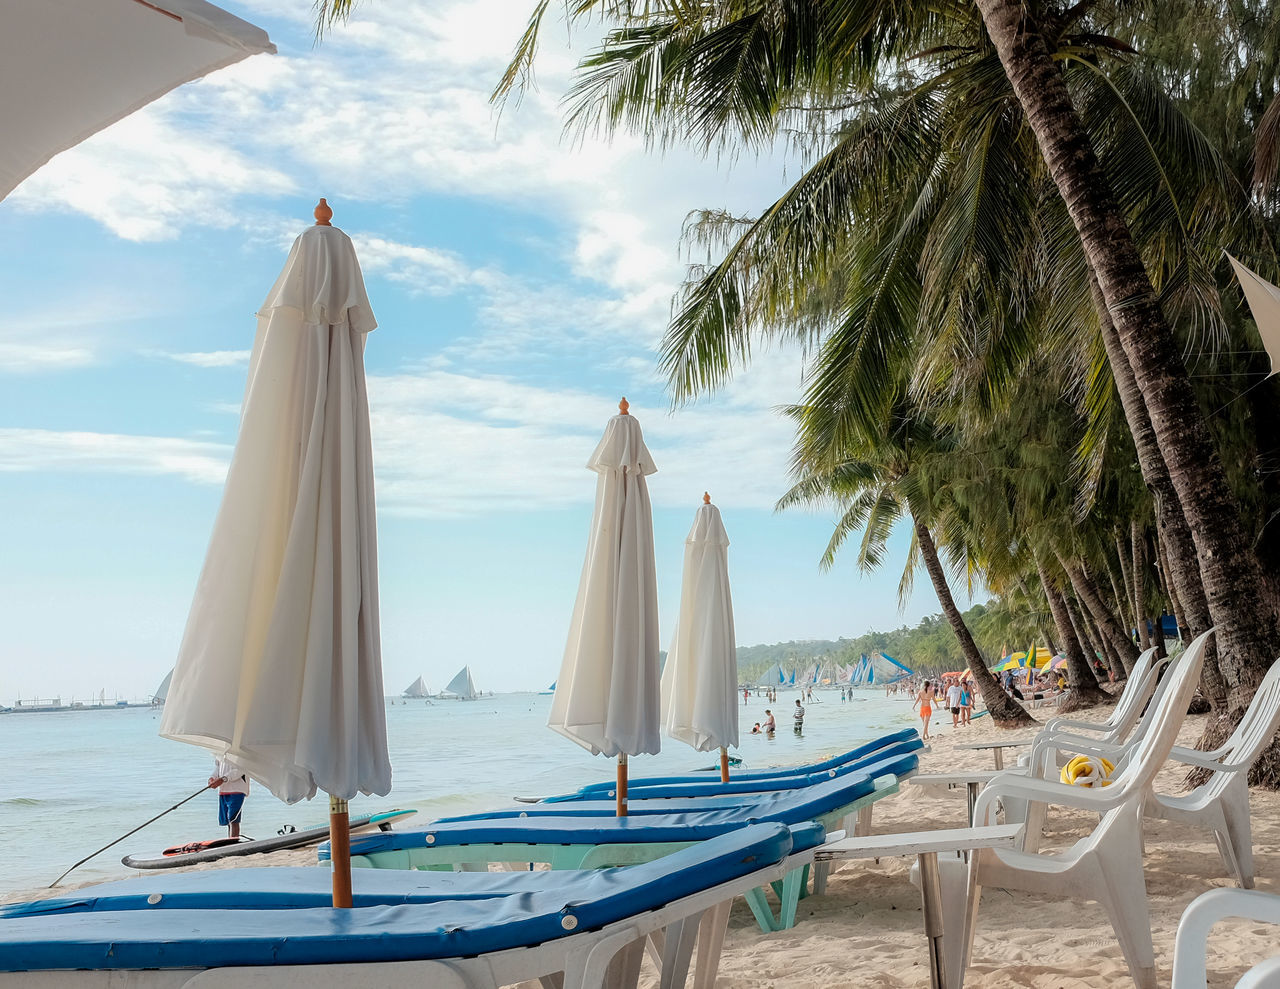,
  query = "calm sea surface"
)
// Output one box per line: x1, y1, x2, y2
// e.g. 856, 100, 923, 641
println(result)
0, 690, 914, 897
